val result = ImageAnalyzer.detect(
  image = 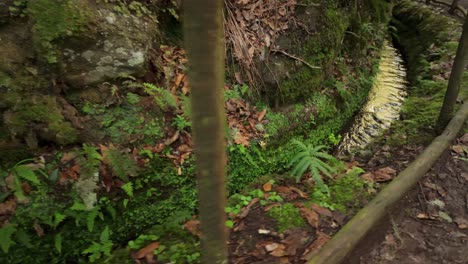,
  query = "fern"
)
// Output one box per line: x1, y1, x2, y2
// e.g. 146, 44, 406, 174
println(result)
121, 182, 134, 197
0, 223, 16, 253
107, 148, 138, 182
289, 139, 338, 192
82, 226, 113, 262
143, 83, 177, 110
